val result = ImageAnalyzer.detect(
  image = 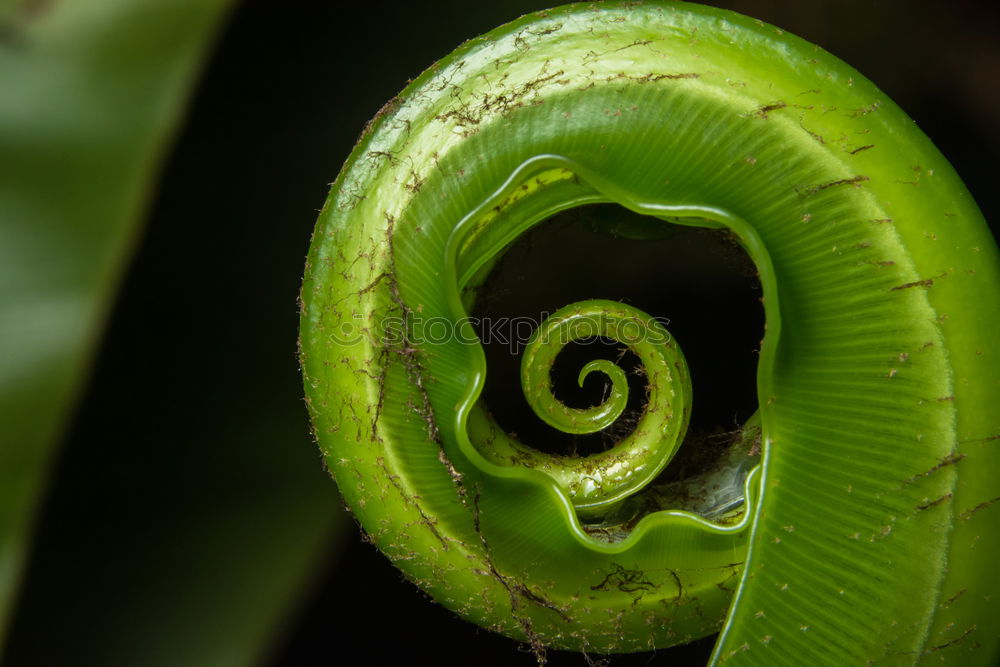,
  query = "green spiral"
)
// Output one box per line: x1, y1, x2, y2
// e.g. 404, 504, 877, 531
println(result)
299, 2, 1000, 663
474, 299, 692, 512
